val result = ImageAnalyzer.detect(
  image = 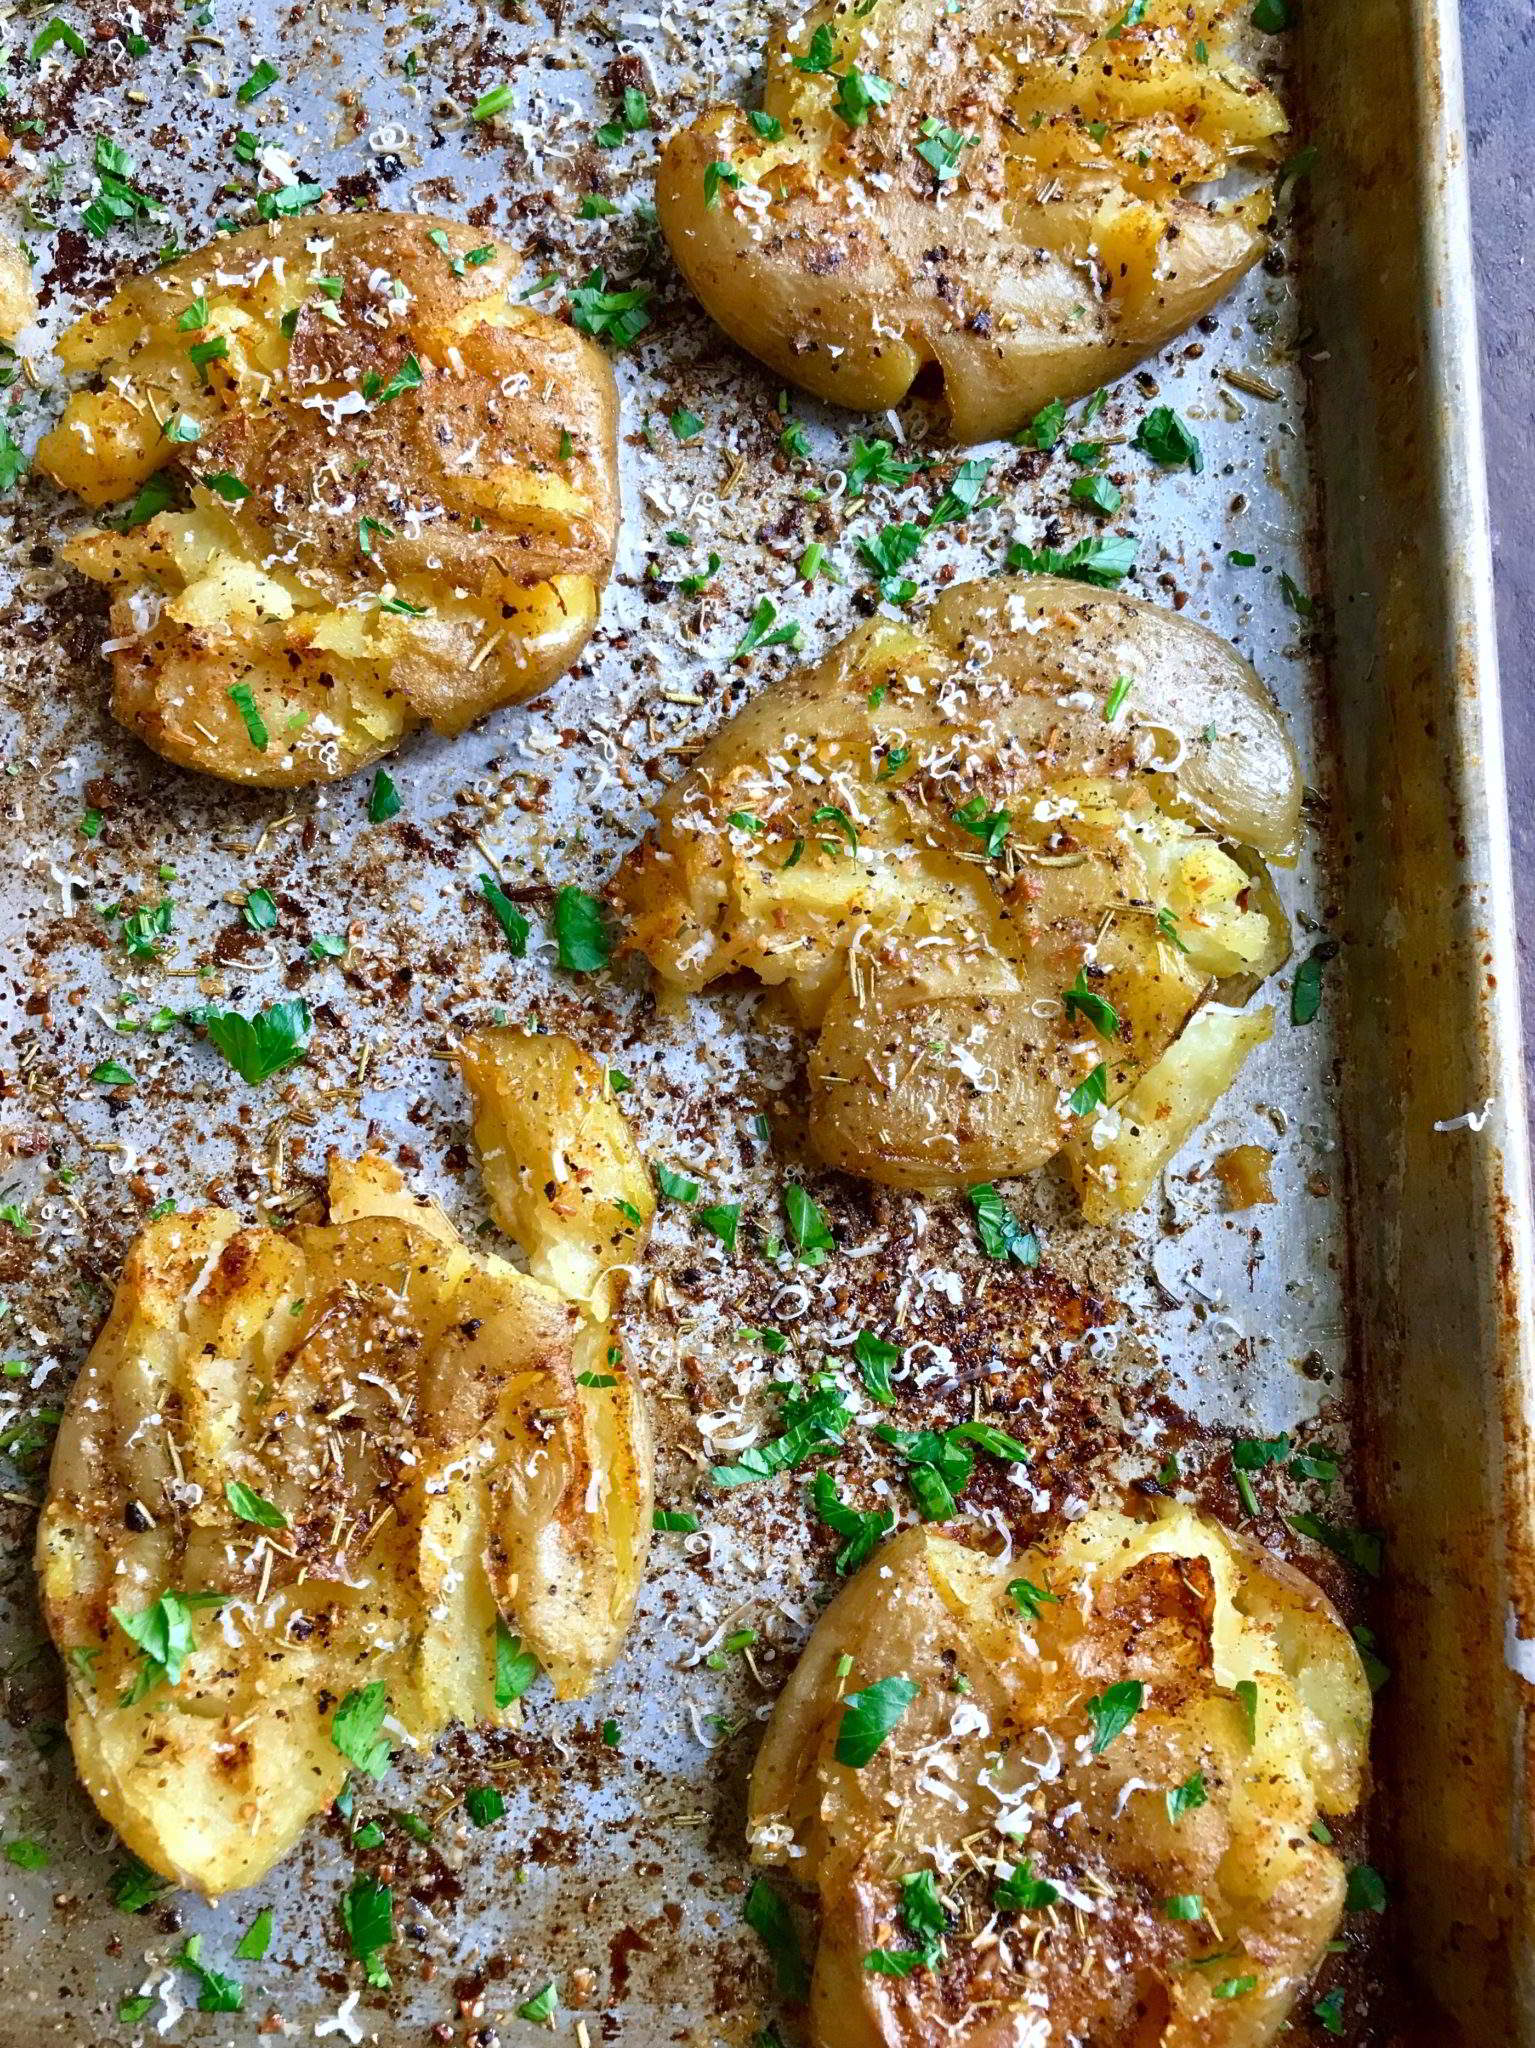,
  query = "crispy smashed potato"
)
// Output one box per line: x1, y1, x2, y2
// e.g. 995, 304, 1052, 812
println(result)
748, 1504, 1371, 2048
37, 1034, 652, 1896
620, 576, 1297, 1203
0, 234, 35, 341
657, 0, 1286, 440
38, 214, 619, 786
